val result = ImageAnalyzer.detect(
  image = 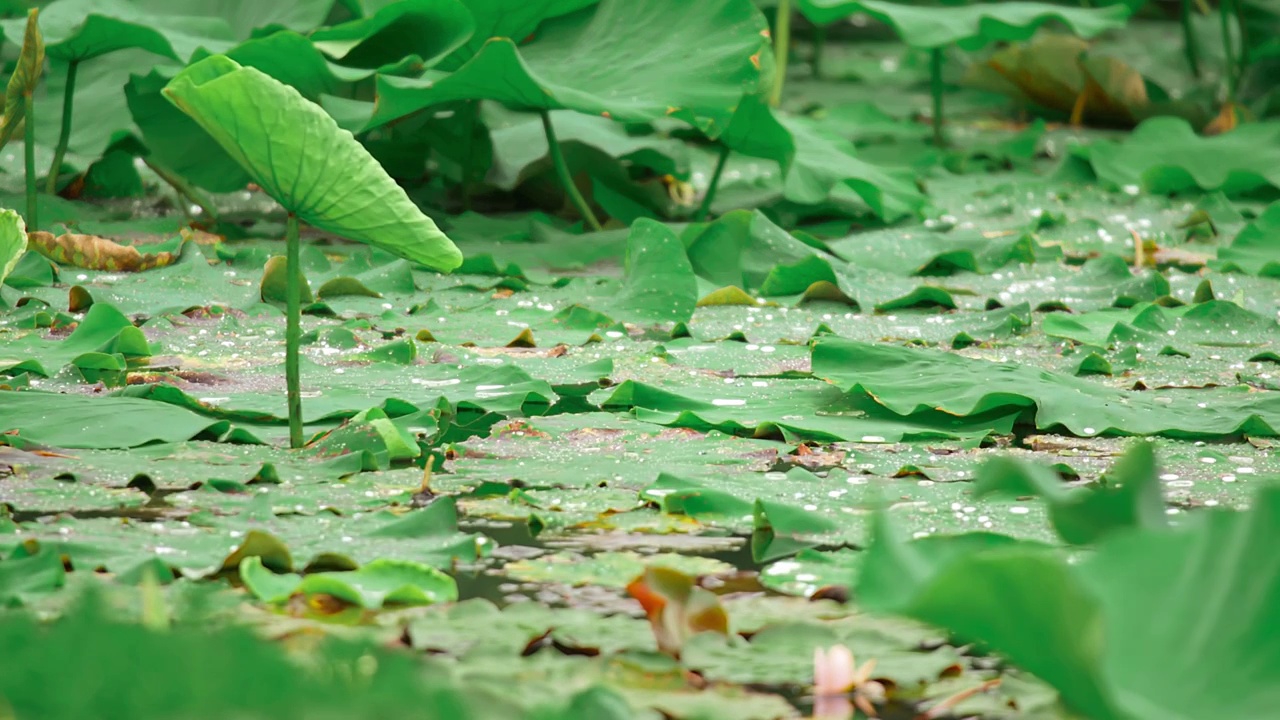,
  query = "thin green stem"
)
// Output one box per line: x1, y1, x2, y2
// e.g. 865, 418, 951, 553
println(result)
930, 48, 945, 148
45, 59, 78, 196
1219, 0, 1237, 101
769, 0, 792, 107
1180, 0, 1201, 78
1233, 0, 1250, 89
23, 92, 36, 231
142, 156, 219, 223
696, 144, 731, 221
285, 213, 303, 449
460, 100, 478, 212
811, 24, 827, 79
539, 109, 602, 232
